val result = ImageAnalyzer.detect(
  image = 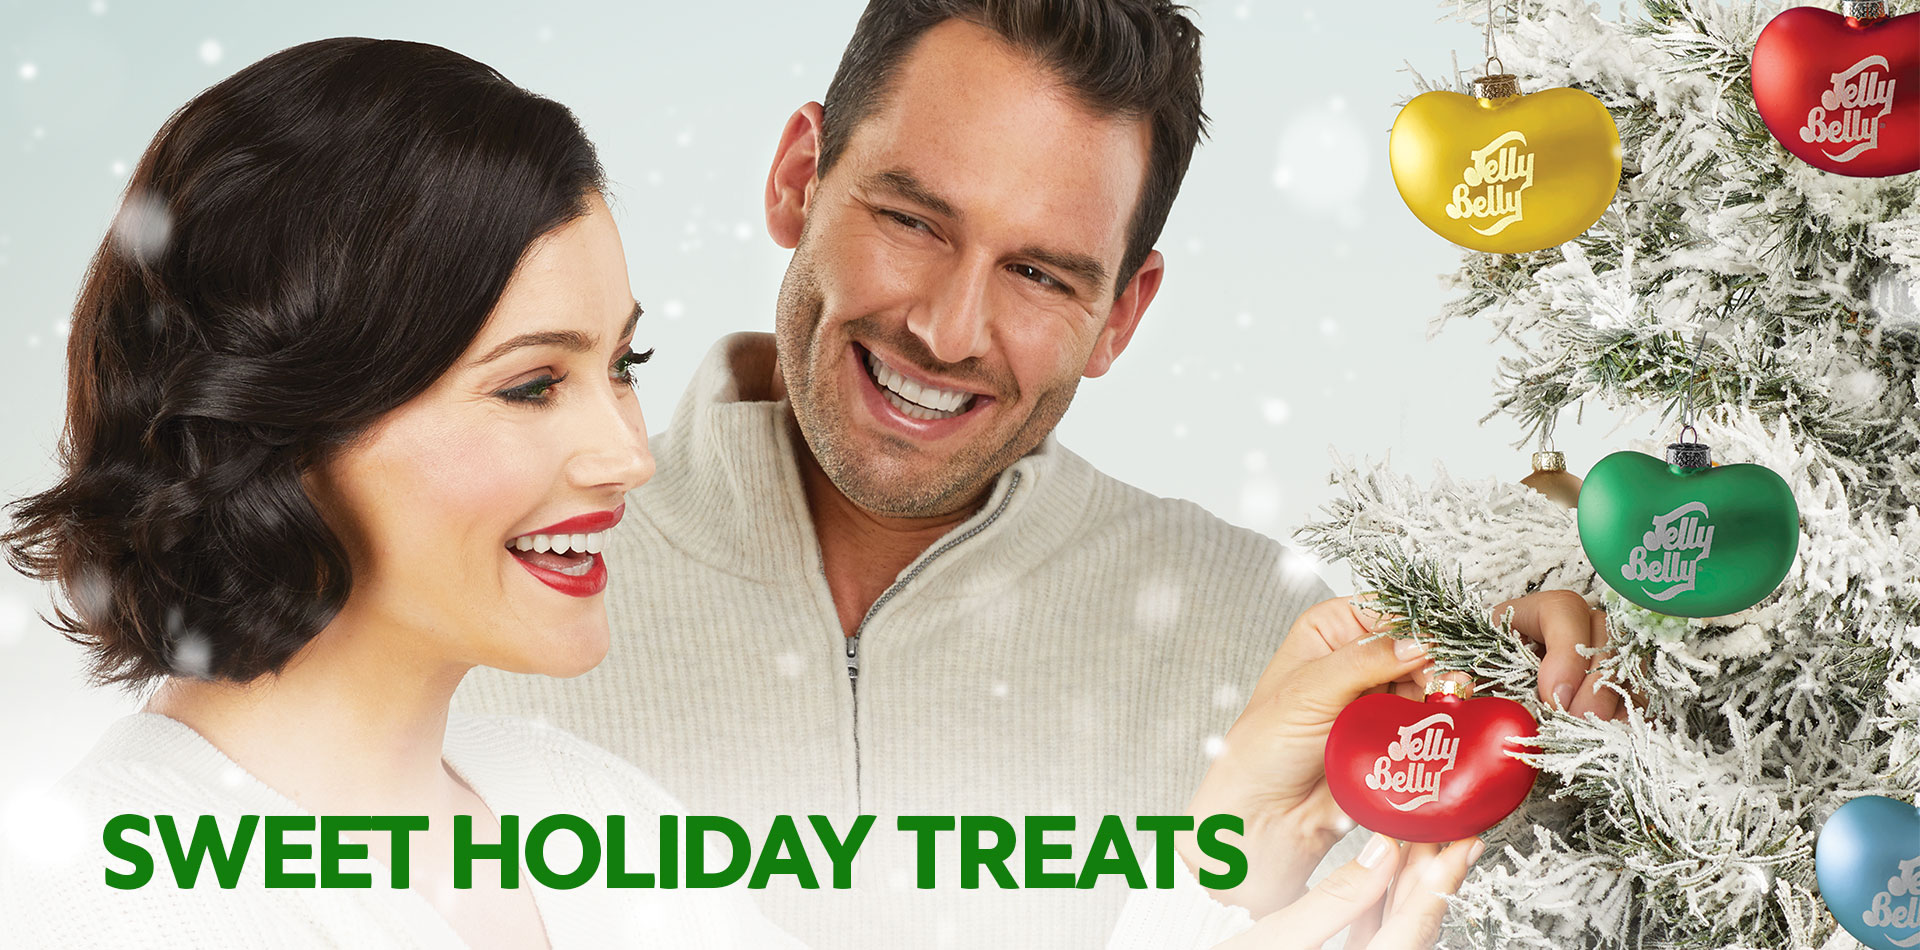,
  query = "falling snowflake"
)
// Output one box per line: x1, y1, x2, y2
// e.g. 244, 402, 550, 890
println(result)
1203, 735, 1229, 759
0, 591, 29, 647
198, 39, 222, 65
111, 189, 172, 264
774, 651, 805, 679
1260, 398, 1290, 425
989, 680, 1008, 698
1272, 104, 1369, 214
18, 62, 37, 81
1238, 476, 1282, 528
1211, 683, 1242, 710
1133, 578, 1183, 629
4, 784, 86, 868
